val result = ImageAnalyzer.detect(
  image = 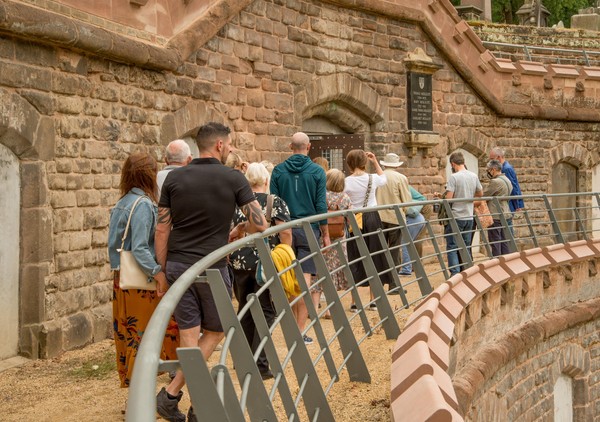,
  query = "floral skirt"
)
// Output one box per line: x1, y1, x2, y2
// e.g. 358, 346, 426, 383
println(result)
113, 271, 179, 388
